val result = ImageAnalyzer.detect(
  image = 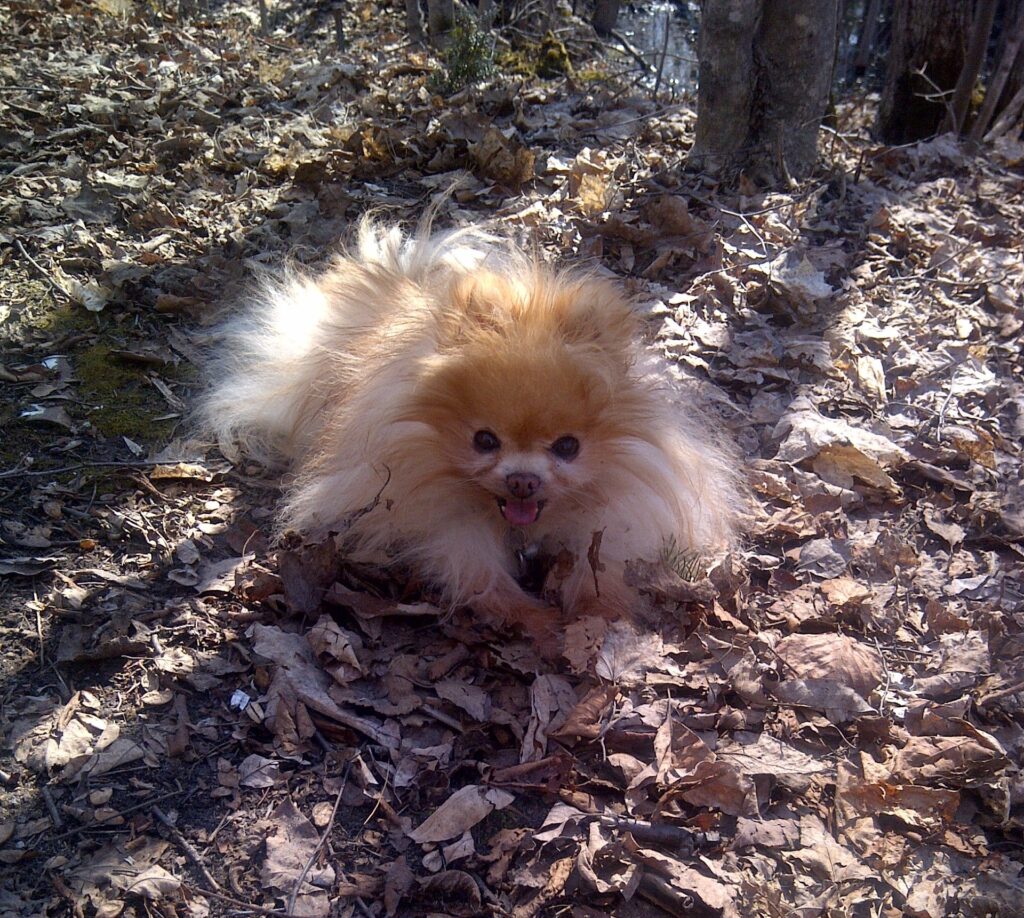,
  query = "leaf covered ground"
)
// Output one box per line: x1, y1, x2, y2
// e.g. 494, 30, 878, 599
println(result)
1, 1, 1023, 915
